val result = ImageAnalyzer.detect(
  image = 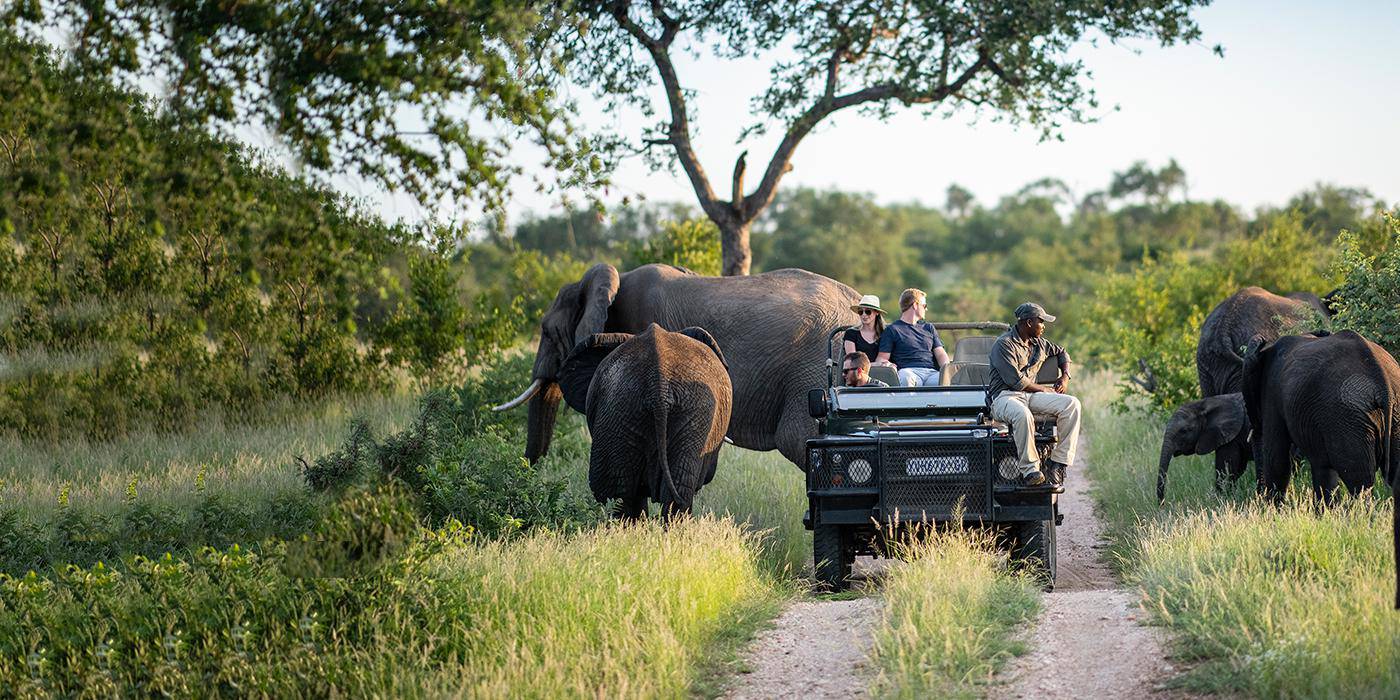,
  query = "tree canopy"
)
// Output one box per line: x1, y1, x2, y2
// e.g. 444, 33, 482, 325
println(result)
9, 1, 1216, 270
